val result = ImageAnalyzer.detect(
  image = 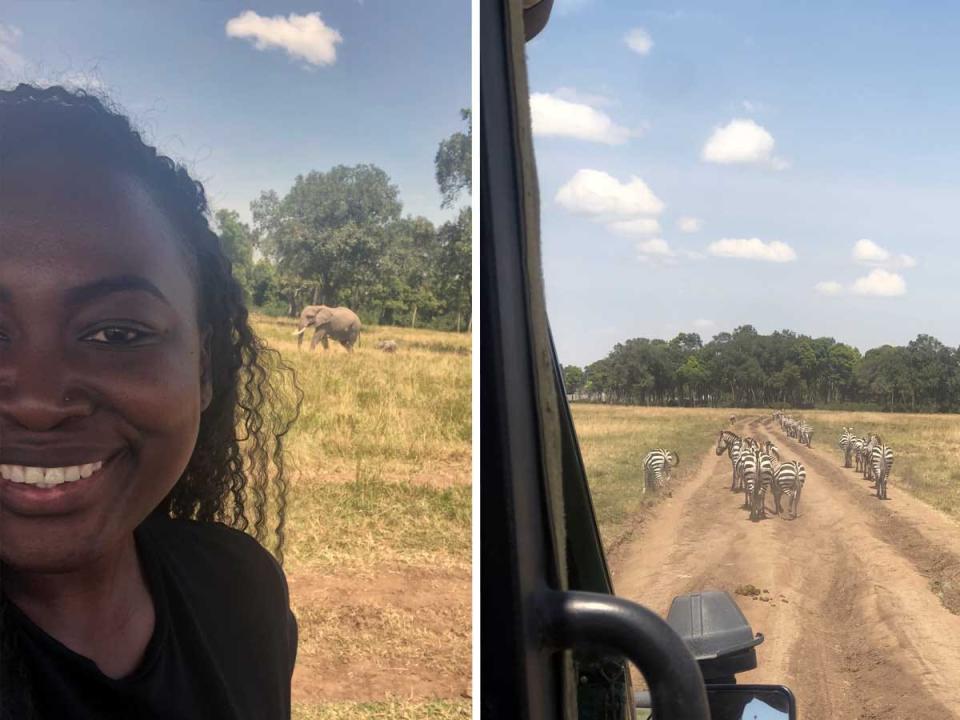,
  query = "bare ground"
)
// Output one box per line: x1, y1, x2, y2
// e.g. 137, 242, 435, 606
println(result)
613, 415, 960, 719
289, 566, 471, 704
